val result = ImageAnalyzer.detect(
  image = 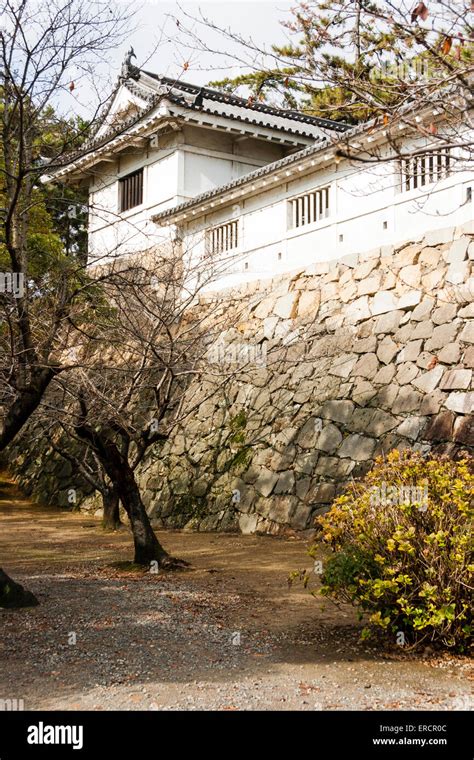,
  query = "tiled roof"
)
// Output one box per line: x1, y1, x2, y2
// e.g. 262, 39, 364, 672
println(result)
51, 69, 349, 171
143, 73, 349, 134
